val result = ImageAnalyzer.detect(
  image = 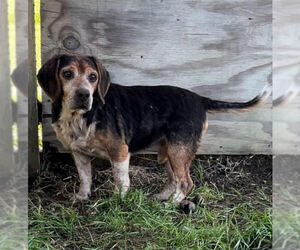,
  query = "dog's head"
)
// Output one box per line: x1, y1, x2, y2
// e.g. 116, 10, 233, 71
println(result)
37, 54, 110, 110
